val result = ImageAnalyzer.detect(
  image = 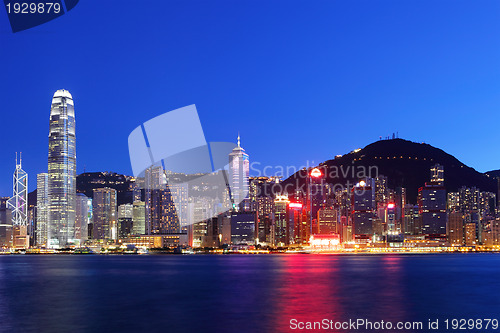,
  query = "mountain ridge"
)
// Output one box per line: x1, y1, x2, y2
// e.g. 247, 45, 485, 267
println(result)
283, 138, 498, 203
